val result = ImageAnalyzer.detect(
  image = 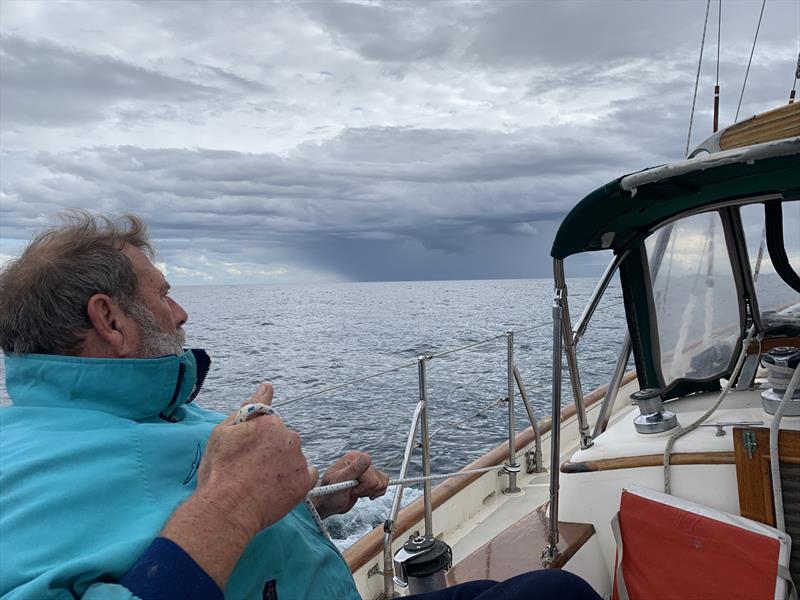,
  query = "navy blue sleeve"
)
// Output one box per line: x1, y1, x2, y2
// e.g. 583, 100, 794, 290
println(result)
120, 537, 223, 600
